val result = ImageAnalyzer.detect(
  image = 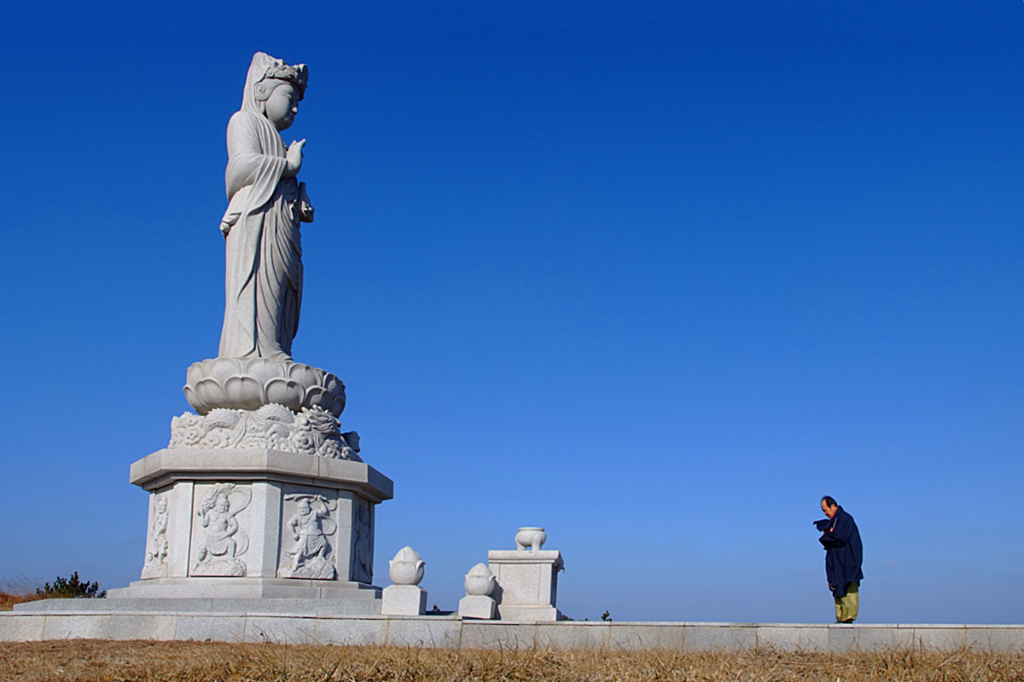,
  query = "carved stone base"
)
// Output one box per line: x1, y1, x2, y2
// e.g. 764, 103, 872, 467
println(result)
169, 405, 361, 460
114, 447, 392, 608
